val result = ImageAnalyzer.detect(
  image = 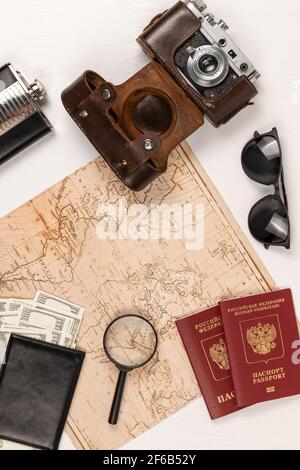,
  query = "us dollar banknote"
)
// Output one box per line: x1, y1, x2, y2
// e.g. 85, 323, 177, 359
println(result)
34, 291, 84, 318
0, 311, 19, 327
15, 304, 79, 348
0, 300, 9, 312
